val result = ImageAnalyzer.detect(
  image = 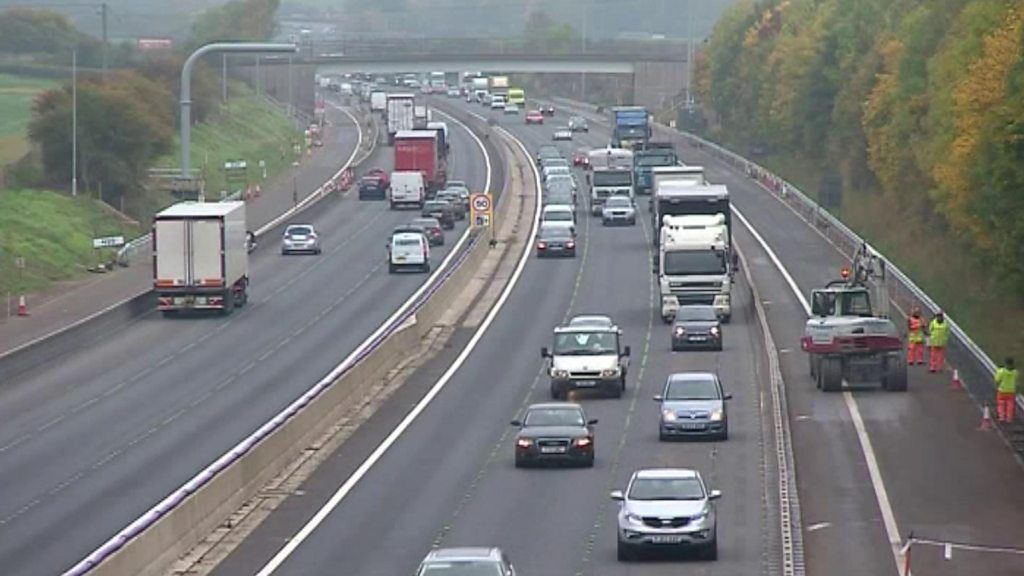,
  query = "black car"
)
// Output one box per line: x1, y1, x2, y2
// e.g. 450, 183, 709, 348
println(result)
357, 176, 387, 200
410, 217, 445, 246
512, 402, 596, 467
541, 104, 556, 116
536, 223, 576, 258
671, 305, 723, 351
421, 200, 455, 230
